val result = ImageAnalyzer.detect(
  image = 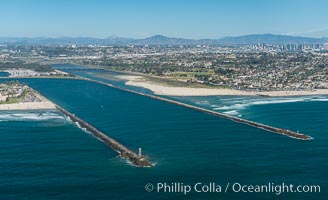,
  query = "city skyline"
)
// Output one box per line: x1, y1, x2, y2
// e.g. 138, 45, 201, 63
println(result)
1, 0, 328, 39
